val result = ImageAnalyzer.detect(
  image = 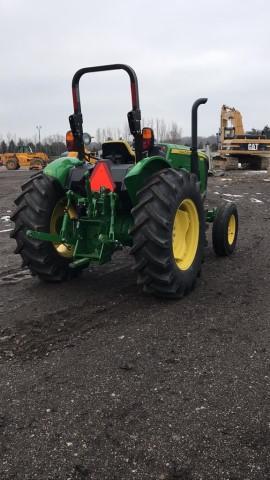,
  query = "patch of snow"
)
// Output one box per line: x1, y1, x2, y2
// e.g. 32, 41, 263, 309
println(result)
0, 228, 12, 233
244, 170, 267, 175
1, 216, 10, 222
251, 198, 263, 204
195, 406, 207, 411
223, 193, 243, 198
